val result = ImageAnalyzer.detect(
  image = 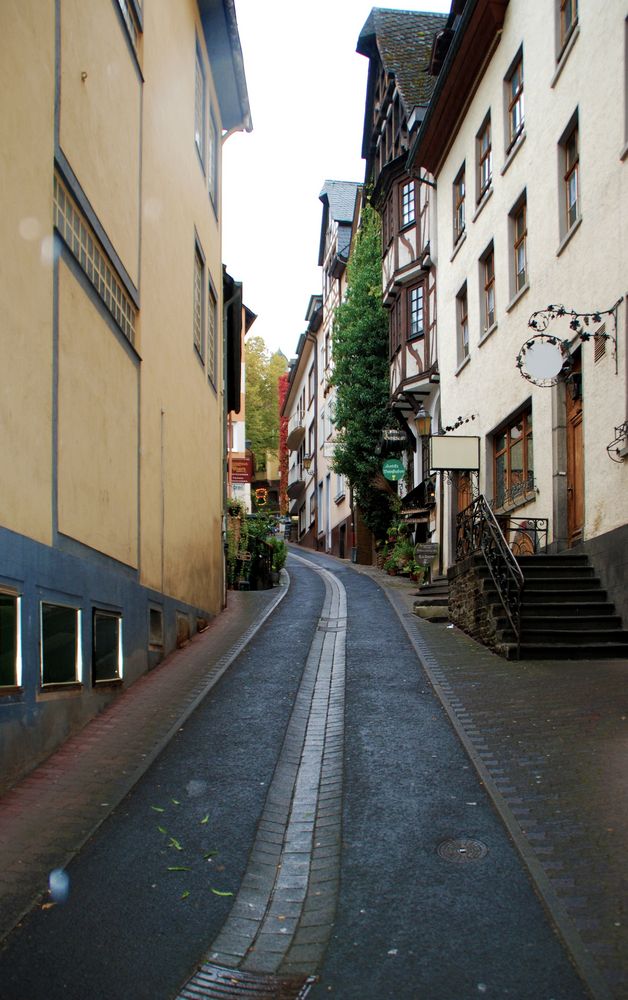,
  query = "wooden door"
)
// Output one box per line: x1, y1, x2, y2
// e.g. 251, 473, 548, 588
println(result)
566, 358, 584, 546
